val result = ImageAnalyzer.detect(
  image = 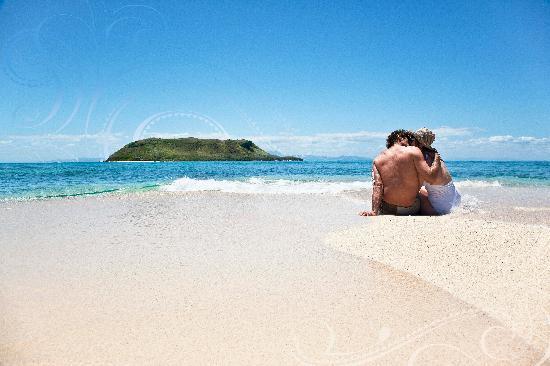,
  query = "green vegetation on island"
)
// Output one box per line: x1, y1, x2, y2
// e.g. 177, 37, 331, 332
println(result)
105, 137, 303, 162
